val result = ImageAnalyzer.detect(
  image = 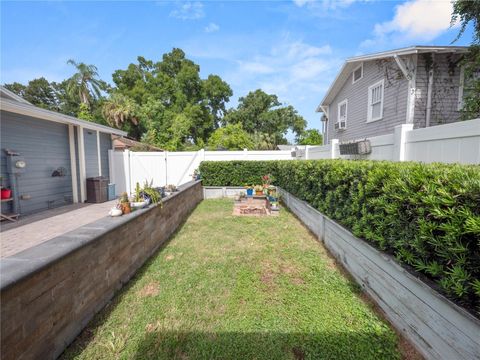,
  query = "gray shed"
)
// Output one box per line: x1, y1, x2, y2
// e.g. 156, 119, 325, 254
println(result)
0, 86, 127, 216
